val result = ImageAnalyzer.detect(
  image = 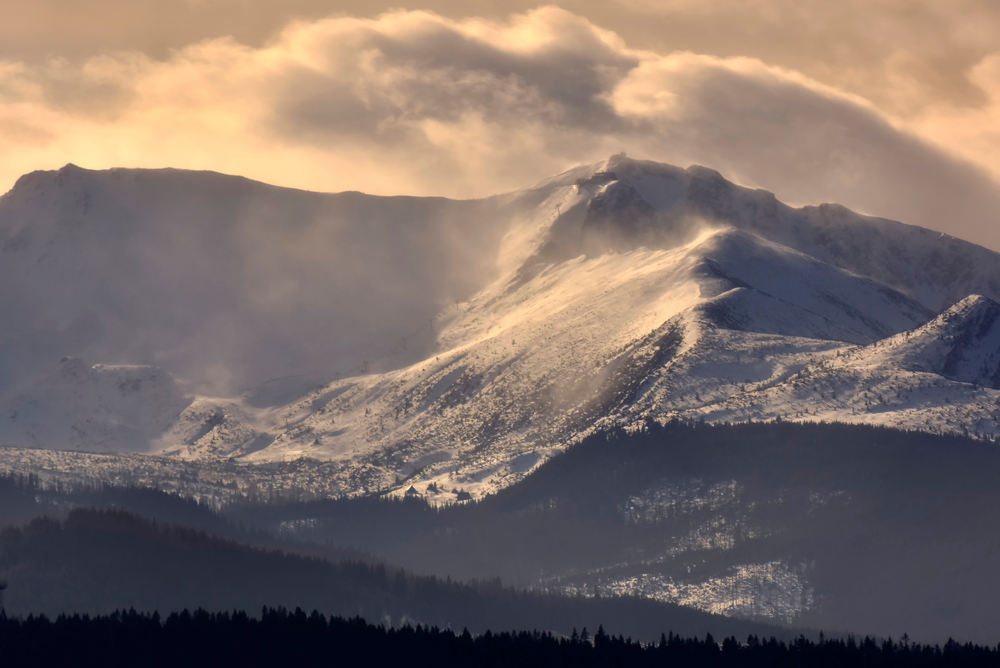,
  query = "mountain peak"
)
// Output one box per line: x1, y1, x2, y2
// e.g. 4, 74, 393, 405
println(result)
920, 294, 1000, 341
520, 155, 1000, 313
871, 293, 1000, 387
685, 164, 726, 181
943, 293, 1000, 315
